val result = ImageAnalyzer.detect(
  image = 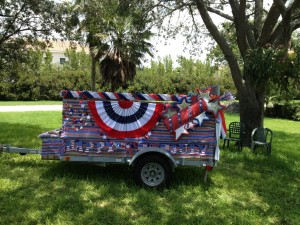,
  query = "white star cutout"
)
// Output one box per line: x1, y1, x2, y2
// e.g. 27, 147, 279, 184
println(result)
174, 125, 189, 141
193, 112, 209, 126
